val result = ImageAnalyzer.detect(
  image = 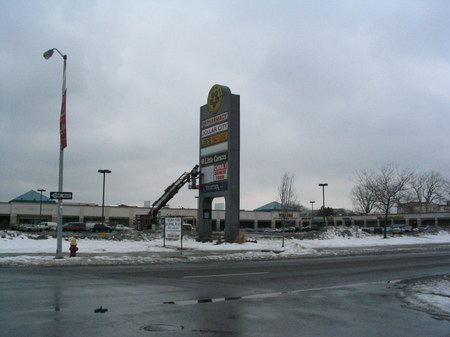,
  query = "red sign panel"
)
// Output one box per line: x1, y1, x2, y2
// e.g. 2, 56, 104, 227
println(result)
60, 88, 67, 149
